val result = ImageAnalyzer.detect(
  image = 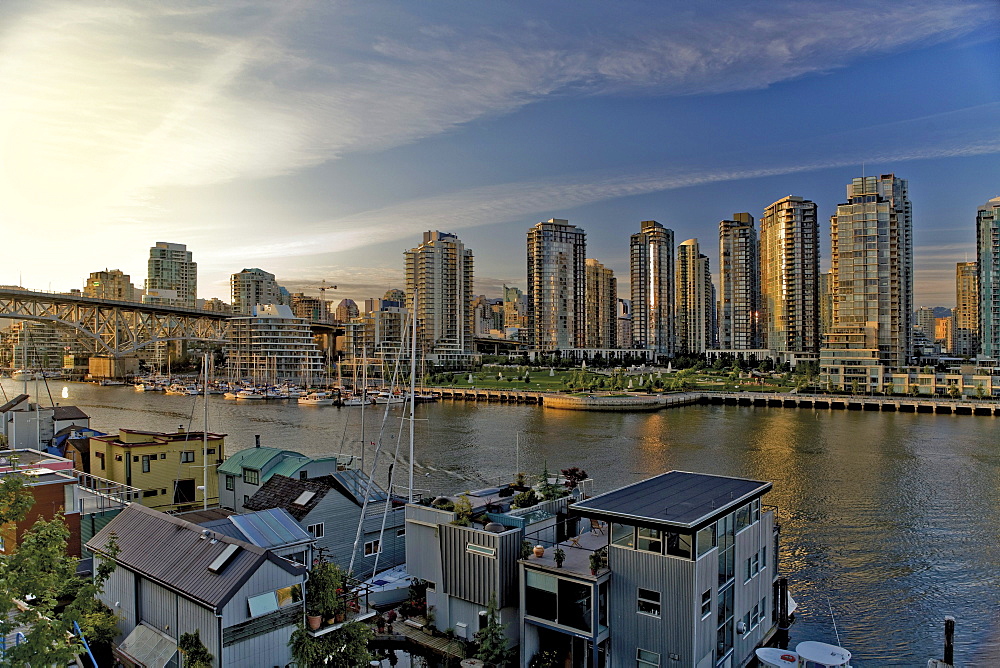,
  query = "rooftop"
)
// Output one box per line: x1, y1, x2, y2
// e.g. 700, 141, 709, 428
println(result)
571, 470, 771, 530
244, 474, 331, 521
217, 446, 306, 475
